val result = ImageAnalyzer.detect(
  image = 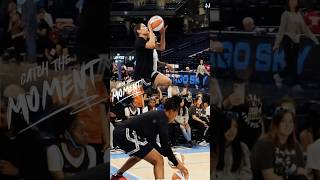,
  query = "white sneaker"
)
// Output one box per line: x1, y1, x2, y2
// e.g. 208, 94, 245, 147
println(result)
273, 73, 283, 89
198, 140, 208, 146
